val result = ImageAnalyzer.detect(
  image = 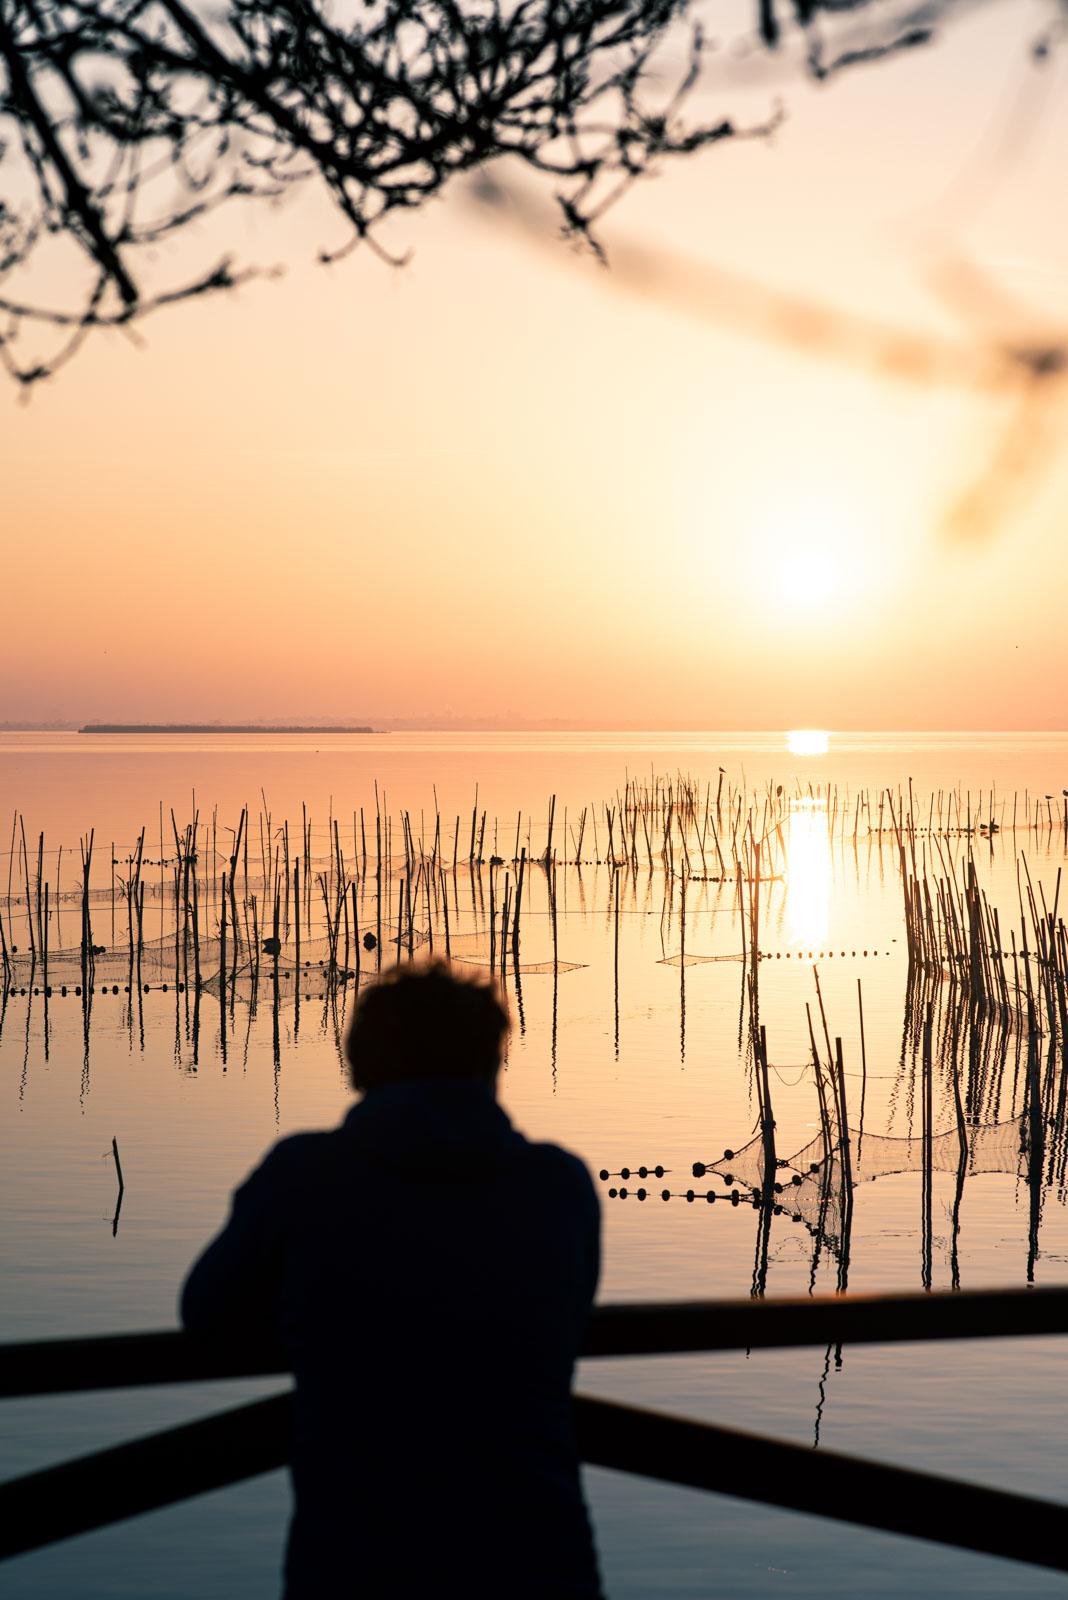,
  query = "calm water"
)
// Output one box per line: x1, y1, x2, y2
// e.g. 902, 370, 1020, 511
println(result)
3, 730, 1068, 1598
